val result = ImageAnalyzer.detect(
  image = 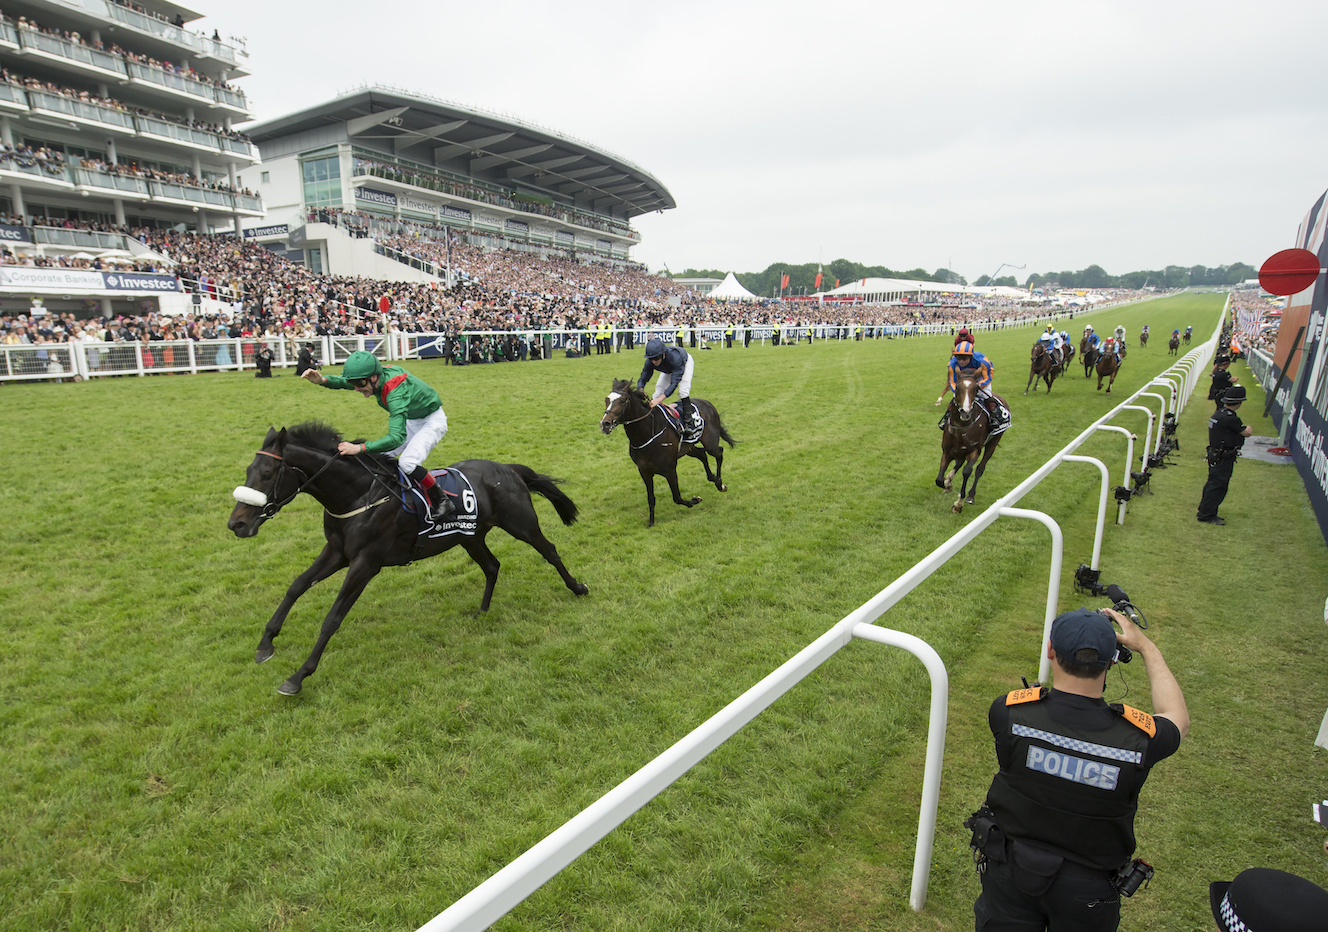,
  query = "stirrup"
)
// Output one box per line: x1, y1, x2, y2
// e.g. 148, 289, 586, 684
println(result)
431, 495, 457, 520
